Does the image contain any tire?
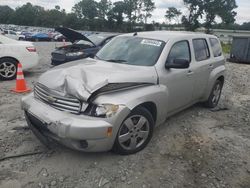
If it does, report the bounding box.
[113,107,154,155]
[204,80,223,108]
[0,58,18,81]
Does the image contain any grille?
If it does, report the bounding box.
[34,83,82,114]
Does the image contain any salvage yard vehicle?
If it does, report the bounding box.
[3,30,25,40]
[51,27,117,65]
[29,33,51,42]
[0,34,39,80]
[22,31,225,155]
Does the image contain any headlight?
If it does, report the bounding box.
[95,104,119,117]
[66,51,84,57]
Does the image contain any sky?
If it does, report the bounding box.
[0,0,249,24]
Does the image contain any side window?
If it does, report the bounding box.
[209,38,222,57]
[167,41,191,63]
[193,39,210,61]
[4,31,8,34]
[10,31,16,35]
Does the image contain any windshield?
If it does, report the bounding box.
[96,36,165,66]
[77,34,106,46]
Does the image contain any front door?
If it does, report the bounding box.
[158,40,195,113]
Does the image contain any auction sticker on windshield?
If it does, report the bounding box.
[141,39,162,47]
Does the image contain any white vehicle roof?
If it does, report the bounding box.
[122,31,216,42]
[0,34,19,44]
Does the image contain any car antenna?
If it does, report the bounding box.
[133,32,137,36]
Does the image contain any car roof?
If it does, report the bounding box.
[121,31,216,42]
[0,34,18,44]
[92,33,118,38]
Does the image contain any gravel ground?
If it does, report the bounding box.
[0,42,250,188]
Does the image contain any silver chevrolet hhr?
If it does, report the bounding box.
[22,31,225,155]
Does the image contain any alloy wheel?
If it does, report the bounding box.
[211,83,222,105]
[0,62,17,79]
[118,115,150,151]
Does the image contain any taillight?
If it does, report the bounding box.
[26,46,36,52]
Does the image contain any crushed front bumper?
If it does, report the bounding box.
[21,93,130,152]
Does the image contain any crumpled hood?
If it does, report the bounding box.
[38,58,158,101]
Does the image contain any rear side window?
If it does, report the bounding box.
[193,39,210,61]
[209,38,222,57]
[10,31,16,35]
[167,41,191,63]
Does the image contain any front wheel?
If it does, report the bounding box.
[204,80,223,108]
[113,107,154,155]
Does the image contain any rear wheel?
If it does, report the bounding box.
[204,80,223,108]
[0,58,18,81]
[113,107,154,155]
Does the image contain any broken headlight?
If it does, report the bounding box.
[95,104,119,118]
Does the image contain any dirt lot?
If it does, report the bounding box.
[0,42,250,188]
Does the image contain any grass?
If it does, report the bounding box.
[221,43,231,54]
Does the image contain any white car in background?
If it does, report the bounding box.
[3,30,25,40]
[0,34,39,80]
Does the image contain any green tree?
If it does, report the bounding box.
[239,22,250,30]
[44,9,66,27]
[11,3,45,26]
[63,13,81,29]
[182,0,237,32]
[97,0,112,20]
[141,0,155,24]
[124,0,138,23]
[0,6,14,24]
[72,0,98,20]
[107,1,125,31]
[165,7,182,24]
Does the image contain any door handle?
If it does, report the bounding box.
[187,70,194,76]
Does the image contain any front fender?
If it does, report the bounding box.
[203,65,226,100]
[94,85,169,126]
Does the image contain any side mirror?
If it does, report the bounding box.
[165,59,190,69]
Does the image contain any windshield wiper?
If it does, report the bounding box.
[105,59,127,63]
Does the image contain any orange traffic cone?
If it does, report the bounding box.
[11,63,31,93]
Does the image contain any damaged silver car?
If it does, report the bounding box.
[22,31,225,155]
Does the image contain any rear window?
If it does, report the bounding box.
[193,39,210,61]
[209,38,222,57]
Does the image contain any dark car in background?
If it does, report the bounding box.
[51,27,118,66]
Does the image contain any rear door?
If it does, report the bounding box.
[191,38,213,100]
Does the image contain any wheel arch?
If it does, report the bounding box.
[203,65,226,101]
[134,102,157,123]
[217,75,225,85]
[0,56,19,64]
